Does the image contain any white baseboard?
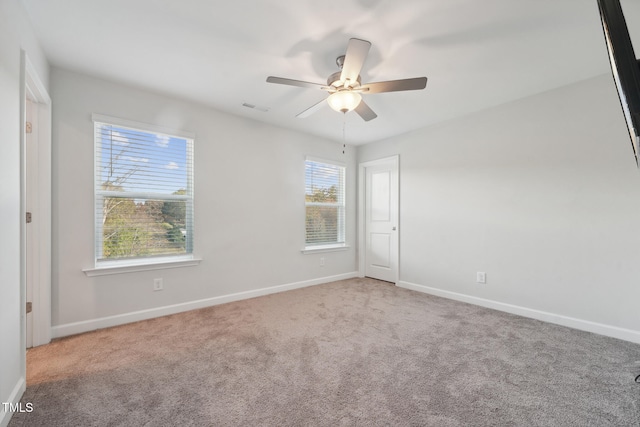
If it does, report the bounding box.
[398,281,640,345]
[0,377,25,427]
[52,272,359,338]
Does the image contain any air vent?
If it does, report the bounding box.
[242,103,269,112]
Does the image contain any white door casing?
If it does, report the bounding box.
[359,156,399,283]
[26,99,36,348]
[21,52,52,351]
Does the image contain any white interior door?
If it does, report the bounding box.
[25,98,36,348]
[23,55,52,349]
[363,156,398,283]
[23,98,37,348]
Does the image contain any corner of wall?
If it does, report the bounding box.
[0,377,26,427]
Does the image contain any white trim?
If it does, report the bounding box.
[305,155,346,168]
[92,118,195,263]
[19,51,27,387]
[304,157,347,248]
[52,272,359,338]
[301,244,350,254]
[98,191,190,200]
[91,113,195,140]
[358,155,400,282]
[20,52,53,350]
[398,281,640,345]
[83,257,201,277]
[0,377,26,427]
[25,58,51,104]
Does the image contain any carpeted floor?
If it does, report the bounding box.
[8,278,640,426]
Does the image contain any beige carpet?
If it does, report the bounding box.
[9,278,640,426]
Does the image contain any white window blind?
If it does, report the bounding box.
[305,158,346,247]
[94,117,194,262]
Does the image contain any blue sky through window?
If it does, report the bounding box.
[98,124,190,194]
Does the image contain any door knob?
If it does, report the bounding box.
[392,226,397,231]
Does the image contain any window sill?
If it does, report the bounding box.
[301,244,350,254]
[83,256,202,277]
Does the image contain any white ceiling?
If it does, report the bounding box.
[20,0,640,145]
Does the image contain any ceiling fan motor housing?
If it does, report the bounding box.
[328,71,361,88]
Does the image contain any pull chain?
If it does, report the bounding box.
[342,114,346,155]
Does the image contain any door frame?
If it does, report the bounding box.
[20,51,52,353]
[358,155,399,283]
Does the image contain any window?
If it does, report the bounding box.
[305,158,346,249]
[93,115,194,265]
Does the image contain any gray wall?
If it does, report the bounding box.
[48,67,640,343]
[0,0,49,425]
[51,68,357,335]
[358,74,640,342]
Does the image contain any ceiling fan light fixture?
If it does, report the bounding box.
[327,91,362,113]
[266,38,427,121]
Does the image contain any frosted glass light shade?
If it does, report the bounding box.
[327,91,362,113]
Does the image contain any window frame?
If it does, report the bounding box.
[303,156,348,253]
[86,114,198,274]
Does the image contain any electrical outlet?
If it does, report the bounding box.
[153,278,163,291]
[476,272,486,284]
[320,257,325,267]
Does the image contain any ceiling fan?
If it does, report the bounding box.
[266,38,427,121]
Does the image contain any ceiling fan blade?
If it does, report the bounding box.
[296,98,328,118]
[354,100,377,122]
[266,76,328,90]
[340,38,371,84]
[361,77,427,94]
